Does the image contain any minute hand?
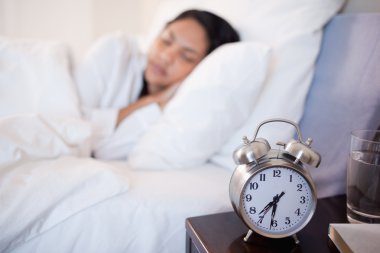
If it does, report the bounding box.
[269,191,285,229]
[270,203,278,229]
[258,194,277,223]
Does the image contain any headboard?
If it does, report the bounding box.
[299,12,380,197]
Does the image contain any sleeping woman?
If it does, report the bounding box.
[75,9,239,159]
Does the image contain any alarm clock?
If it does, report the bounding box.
[229,118,321,243]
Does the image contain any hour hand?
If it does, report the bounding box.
[258,203,272,223]
[259,201,273,215]
[258,198,276,223]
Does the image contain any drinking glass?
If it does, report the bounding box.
[347,129,380,223]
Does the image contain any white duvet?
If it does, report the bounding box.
[0,112,232,252]
[4,162,231,253]
[0,157,130,252]
[0,109,232,252]
[0,37,133,252]
[0,38,232,252]
[0,113,230,252]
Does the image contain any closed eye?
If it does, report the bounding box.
[180,52,196,63]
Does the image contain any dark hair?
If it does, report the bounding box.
[168,9,240,55]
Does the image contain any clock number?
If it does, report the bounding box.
[270,219,278,228]
[249,207,256,214]
[245,194,253,202]
[300,196,306,204]
[273,170,281,177]
[259,173,266,181]
[295,208,301,216]
[285,217,291,225]
[289,175,293,182]
[249,182,259,190]
[297,184,303,191]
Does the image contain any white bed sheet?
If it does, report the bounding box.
[4,160,233,253]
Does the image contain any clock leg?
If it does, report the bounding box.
[292,234,300,244]
[243,229,254,242]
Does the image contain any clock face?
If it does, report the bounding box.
[241,166,315,237]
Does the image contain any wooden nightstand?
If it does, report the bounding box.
[185,195,347,253]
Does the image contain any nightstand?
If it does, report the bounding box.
[185,195,347,253]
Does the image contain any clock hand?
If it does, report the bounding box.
[259,191,284,215]
[272,191,285,205]
[258,191,286,224]
[258,193,278,223]
[258,200,273,215]
[270,203,277,230]
[277,191,285,201]
[269,191,285,229]
[258,201,273,223]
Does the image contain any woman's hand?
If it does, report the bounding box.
[152,83,180,109]
[116,83,180,127]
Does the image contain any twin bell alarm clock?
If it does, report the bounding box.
[229,118,321,243]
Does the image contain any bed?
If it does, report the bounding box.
[1,0,379,252]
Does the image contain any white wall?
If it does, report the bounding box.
[0,0,161,57]
[0,0,379,58]
[342,0,380,13]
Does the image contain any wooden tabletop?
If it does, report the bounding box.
[186,195,347,253]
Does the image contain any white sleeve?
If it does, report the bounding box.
[75,33,121,109]
[74,32,145,142]
[74,33,123,141]
[92,103,161,160]
[75,32,144,106]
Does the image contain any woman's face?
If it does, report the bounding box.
[144,18,209,93]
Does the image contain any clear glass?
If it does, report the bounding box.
[347,130,380,223]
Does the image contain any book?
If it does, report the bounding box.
[328,223,380,253]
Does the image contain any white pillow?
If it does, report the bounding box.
[128,42,271,169]
[138,0,345,170]
[143,0,345,46]
[0,37,80,118]
[211,31,323,169]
